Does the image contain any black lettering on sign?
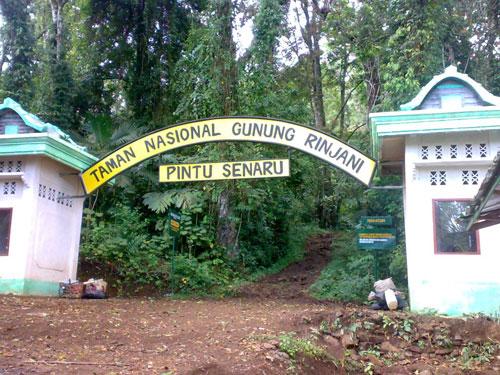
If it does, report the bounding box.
[263,161,272,175]
[243,163,253,176]
[156,135,166,148]
[180,166,191,179]
[203,165,213,178]
[304,133,318,148]
[166,166,176,179]
[253,162,262,175]
[145,138,156,152]
[232,163,242,177]
[231,122,295,141]
[275,160,284,174]
[336,150,349,164]
[81,118,376,194]
[105,159,118,172]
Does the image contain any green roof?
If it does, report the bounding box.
[0,98,97,171]
[369,66,500,160]
[400,65,500,111]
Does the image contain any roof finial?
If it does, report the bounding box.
[445,65,457,73]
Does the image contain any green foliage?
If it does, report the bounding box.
[309,232,375,302]
[80,204,170,290]
[0,0,36,104]
[460,341,499,369]
[169,252,233,294]
[244,224,326,282]
[388,243,408,290]
[2,0,498,300]
[381,315,414,342]
[278,332,334,362]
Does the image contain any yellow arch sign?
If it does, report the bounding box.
[80,117,377,194]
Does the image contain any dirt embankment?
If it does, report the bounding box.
[0,233,498,374]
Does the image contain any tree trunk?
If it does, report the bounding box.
[298,0,331,226]
[49,0,67,61]
[338,53,348,139]
[217,188,238,257]
[213,0,238,255]
[363,58,381,117]
[299,0,326,130]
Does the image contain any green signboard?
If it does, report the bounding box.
[357,228,396,250]
[360,216,393,227]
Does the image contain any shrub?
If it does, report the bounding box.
[79,204,170,291]
[309,232,375,302]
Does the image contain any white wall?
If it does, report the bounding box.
[0,156,35,281]
[403,130,500,315]
[0,155,85,291]
[27,156,84,283]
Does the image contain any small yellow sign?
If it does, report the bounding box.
[170,219,180,231]
[159,159,290,182]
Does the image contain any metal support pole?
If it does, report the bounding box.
[171,236,176,294]
[372,250,380,280]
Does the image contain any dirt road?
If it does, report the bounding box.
[0,233,498,374]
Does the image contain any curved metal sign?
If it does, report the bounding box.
[80,117,376,194]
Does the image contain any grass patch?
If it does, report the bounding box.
[460,341,499,369]
[309,231,375,303]
[279,332,335,362]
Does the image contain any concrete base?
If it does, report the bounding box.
[0,278,60,296]
[410,280,500,316]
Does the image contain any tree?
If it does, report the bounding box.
[0,0,36,104]
[460,0,499,95]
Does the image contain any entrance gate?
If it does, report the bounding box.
[80,117,376,193]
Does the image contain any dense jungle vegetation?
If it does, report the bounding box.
[1,0,498,296]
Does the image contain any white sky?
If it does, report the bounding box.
[234,0,310,66]
[0,2,310,70]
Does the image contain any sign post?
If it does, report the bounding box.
[168,209,181,294]
[357,216,396,279]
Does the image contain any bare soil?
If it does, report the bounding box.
[0,233,499,374]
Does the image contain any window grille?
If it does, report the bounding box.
[435,145,443,159]
[38,184,73,207]
[465,144,473,158]
[479,143,487,158]
[471,170,479,185]
[462,170,469,185]
[439,171,447,185]
[421,146,429,160]
[0,160,23,173]
[430,171,438,185]
[450,145,457,159]
[1,182,15,195]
